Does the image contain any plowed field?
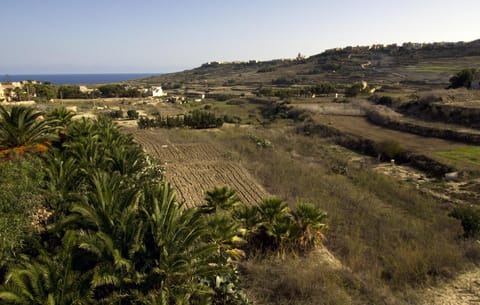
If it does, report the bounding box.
[130,129,269,207]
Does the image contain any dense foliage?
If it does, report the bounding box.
[97,84,146,98]
[449,206,480,238]
[257,83,336,98]
[0,106,327,305]
[138,110,224,129]
[448,68,478,89]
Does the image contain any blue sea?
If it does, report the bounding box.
[1,73,161,85]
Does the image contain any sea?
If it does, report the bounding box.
[1,73,161,85]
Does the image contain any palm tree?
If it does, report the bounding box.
[203,213,246,260]
[41,152,80,216]
[201,186,240,214]
[139,182,224,302]
[47,108,75,129]
[56,171,145,303]
[0,106,55,150]
[257,197,290,224]
[108,140,147,176]
[0,231,93,305]
[291,202,328,251]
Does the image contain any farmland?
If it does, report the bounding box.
[2,39,480,305]
[129,128,269,207]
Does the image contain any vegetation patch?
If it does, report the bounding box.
[436,147,480,165]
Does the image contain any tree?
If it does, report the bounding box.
[448,68,478,89]
[0,106,55,150]
[13,87,28,101]
[34,84,57,101]
[57,85,86,99]
[47,108,75,128]
[0,232,94,305]
[127,110,139,120]
[345,82,364,97]
[201,186,240,214]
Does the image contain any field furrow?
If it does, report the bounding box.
[129,129,269,207]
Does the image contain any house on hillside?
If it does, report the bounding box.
[152,86,166,97]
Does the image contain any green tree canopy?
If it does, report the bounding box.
[448,68,478,89]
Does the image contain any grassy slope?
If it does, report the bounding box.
[131,39,480,91]
[120,39,480,304]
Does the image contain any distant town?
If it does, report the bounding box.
[0,80,168,103]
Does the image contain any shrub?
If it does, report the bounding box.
[127,109,139,120]
[345,83,364,97]
[138,110,224,129]
[448,68,478,89]
[102,109,123,119]
[375,139,404,160]
[257,67,275,73]
[369,95,394,106]
[449,206,480,238]
[0,159,44,281]
[223,115,242,124]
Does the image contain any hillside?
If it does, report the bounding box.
[133,39,480,92]
[2,39,480,305]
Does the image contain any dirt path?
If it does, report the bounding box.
[421,266,480,305]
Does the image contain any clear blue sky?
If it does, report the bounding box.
[1,0,479,74]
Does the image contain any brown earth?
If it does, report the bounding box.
[310,114,470,153]
[421,266,480,305]
[129,128,269,207]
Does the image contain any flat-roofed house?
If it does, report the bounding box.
[152,86,166,97]
[0,82,23,101]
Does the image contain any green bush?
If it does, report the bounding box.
[345,83,364,97]
[449,206,480,238]
[448,68,478,89]
[375,139,404,160]
[0,159,44,281]
[127,109,139,120]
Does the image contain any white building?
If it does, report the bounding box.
[152,86,166,97]
[79,86,94,94]
[0,84,4,101]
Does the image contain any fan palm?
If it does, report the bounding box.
[255,198,293,252]
[292,202,328,250]
[201,186,240,214]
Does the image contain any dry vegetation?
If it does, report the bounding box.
[126,122,480,305]
[5,40,480,305]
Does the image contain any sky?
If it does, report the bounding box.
[1,0,479,74]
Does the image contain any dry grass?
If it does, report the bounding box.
[207,127,474,303]
[126,120,477,305]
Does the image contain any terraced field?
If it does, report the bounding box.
[130,129,269,207]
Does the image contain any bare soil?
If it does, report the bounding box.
[421,266,480,305]
[129,128,269,207]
